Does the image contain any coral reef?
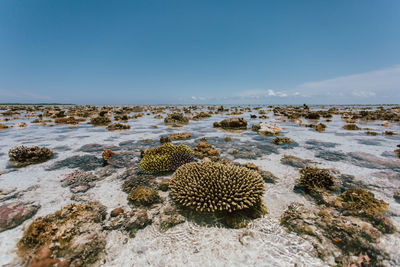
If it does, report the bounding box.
[280,155,313,168]
[335,189,395,233]
[169,132,191,140]
[272,137,293,145]
[61,170,101,193]
[280,203,386,265]
[54,117,86,125]
[342,124,361,130]
[127,185,161,206]
[106,123,130,131]
[213,117,247,129]
[0,123,8,129]
[164,113,189,127]
[90,116,111,126]
[12,122,27,128]
[8,145,53,167]
[17,202,107,266]
[139,143,193,174]
[306,123,326,132]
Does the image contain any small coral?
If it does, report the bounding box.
[0,123,9,129]
[298,166,335,192]
[8,145,53,167]
[127,185,160,206]
[139,143,193,174]
[54,117,86,125]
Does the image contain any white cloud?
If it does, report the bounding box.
[236,89,291,98]
[295,65,400,99]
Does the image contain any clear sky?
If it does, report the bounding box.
[0,0,399,104]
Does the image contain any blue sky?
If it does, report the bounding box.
[0,0,399,104]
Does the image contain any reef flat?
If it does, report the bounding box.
[0,104,400,266]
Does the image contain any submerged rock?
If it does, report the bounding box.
[47,155,103,171]
[193,141,219,160]
[61,170,101,193]
[272,137,293,145]
[127,185,161,206]
[0,202,40,232]
[280,155,313,168]
[253,122,282,136]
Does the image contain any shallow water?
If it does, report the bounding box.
[1,105,400,266]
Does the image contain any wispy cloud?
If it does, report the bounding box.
[236,89,292,98]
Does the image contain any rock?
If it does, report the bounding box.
[224,136,232,142]
[12,122,27,129]
[90,116,111,126]
[0,202,40,232]
[8,145,53,167]
[102,149,115,165]
[61,170,100,193]
[259,170,278,183]
[213,118,247,130]
[159,205,185,231]
[110,208,124,217]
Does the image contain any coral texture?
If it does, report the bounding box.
[8,145,53,167]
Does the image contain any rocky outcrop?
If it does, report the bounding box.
[0,202,40,232]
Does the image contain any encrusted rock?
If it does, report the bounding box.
[253,122,282,136]
[106,123,130,131]
[193,141,219,159]
[18,202,107,266]
[169,132,191,140]
[8,145,53,167]
[280,155,313,168]
[342,124,361,130]
[110,208,124,217]
[61,170,100,193]
[127,185,161,206]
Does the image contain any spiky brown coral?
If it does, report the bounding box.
[139,143,193,174]
[170,151,195,171]
[169,161,265,213]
